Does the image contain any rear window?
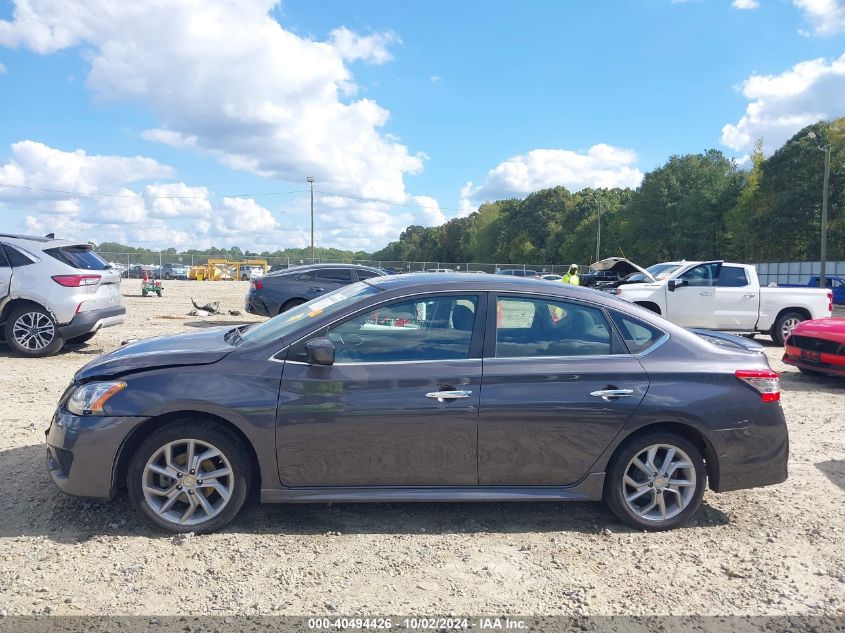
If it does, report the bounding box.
[45,246,109,270]
[356,269,382,280]
[610,311,665,354]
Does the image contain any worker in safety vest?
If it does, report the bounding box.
[562,264,580,286]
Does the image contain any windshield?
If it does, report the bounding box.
[240,281,380,346]
[646,263,682,280]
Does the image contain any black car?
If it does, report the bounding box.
[46,274,788,534]
[245,263,385,316]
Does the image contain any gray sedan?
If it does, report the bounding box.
[46,274,788,533]
[245,263,385,316]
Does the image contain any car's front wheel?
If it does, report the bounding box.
[127,421,251,533]
[604,432,706,531]
[4,305,65,357]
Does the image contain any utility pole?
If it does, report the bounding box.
[595,198,602,263]
[821,143,831,289]
[807,131,831,289]
[307,176,315,264]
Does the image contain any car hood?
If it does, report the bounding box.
[790,317,845,342]
[76,327,234,380]
[590,257,654,281]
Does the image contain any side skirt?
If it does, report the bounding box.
[260,472,605,504]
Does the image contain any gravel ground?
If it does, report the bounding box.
[0,280,843,617]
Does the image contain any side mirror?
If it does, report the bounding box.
[667,278,687,292]
[305,337,335,366]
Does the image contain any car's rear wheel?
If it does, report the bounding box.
[772,311,806,346]
[279,298,305,313]
[4,305,65,357]
[127,421,250,533]
[604,432,705,531]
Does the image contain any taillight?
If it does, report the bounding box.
[251,279,263,290]
[735,369,780,402]
[828,291,833,314]
[52,275,101,287]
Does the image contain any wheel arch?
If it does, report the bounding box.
[111,410,262,500]
[1,297,54,328]
[601,421,720,493]
[279,297,308,314]
[771,306,811,330]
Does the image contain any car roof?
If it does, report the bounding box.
[367,272,620,303]
[0,233,88,249]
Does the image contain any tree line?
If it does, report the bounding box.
[373,120,845,265]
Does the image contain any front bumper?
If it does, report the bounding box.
[57,305,126,340]
[782,351,845,377]
[45,407,145,498]
[708,402,789,493]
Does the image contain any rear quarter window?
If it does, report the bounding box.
[610,311,665,354]
[2,244,35,267]
[45,246,109,270]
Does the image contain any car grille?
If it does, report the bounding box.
[787,335,844,356]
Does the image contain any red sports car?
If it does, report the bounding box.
[783,317,845,377]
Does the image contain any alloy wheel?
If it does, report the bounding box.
[142,438,234,526]
[781,316,801,342]
[622,444,697,522]
[12,311,55,351]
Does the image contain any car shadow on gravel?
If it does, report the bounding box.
[0,443,730,541]
[816,459,845,492]
[778,371,845,394]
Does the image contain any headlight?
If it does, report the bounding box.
[66,382,126,416]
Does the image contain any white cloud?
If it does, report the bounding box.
[429,74,441,84]
[0,140,172,199]
[0,0,423,207]
[732,0,760,9]
[144,183,212,219]
[794,0,845,36]
[721,53,845,152]
[459,144,644,213]
[214,197,278,234]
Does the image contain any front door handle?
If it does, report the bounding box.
[744,293,757,298]
[590,389,634,400]
[426,390,472,402]
[699,291,714,296]
[307,286,324,292]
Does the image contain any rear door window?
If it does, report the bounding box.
[316,268,353,284]
[718,266,749,287]
[495,296,613,357]
[44,246,109,270]
[0,245,9,268]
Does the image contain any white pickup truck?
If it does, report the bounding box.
[610,260,833,345]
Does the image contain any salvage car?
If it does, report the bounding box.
[1,233,126,356]
[613,260,832,345]
[782,317,845,377]
[245,263,385,316]
[47,274,788,533]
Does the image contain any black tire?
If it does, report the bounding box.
[4,305,65,357]
[772,311,806,346]
[241,274,248,281]
[604,431,706,531]
[279,298,306,314]
[67,331,98,345]
[128,421,251,534]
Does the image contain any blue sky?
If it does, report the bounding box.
[0,0,844,251]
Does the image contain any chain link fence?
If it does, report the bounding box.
[95,252,575,277]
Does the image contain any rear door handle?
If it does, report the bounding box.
[426,390,472,401]
[590,389,634,400]
[307,286,324,292]
[744,293,757,298]
[699,291,714,296]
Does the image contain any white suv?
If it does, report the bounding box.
[0,234,126,357]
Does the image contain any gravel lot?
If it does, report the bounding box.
[0,280,843,617]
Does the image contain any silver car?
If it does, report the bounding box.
[0,233,126,357]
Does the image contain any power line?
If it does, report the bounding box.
[0,181,470,213]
